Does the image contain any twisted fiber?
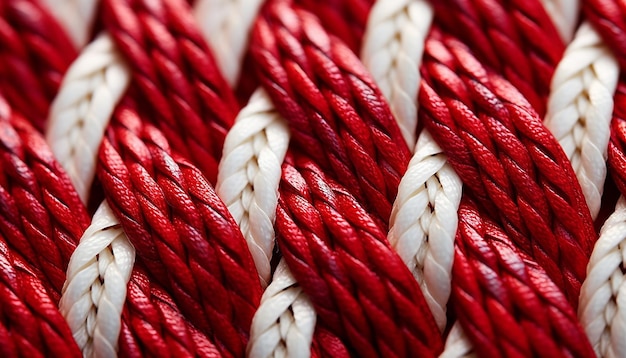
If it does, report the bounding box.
[217,89,289,287]
[103,0,239,183]
[585,0,626,70]
[419,30,597,306]
[251,1,412,222]
[608,83,626,196]
[439,322,476,358]
[579,196,626,358]
[431,0,565,117]
[361,0,434,148]
[0,235,81,358]
[539,0,580,42]
[59,201,135,357]
[0,0,77,131]
[47,33,131,203]
[97,100,262,357]
[452,198,595,358]
[544,22,619,220]
[39,0,100,48]
[193,0,265,86]
[275,151,443,357]
[0,109,90,302]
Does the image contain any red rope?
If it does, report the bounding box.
[609,82,626,197]
[0,0,77,132]
[586,0,626,71]
[97,98,262,357]
[419,28,596,307]
[431,0,564,117]
[452,198,595,358]
[250,0,411,222]
[276,151,443,357]
[103,0,239,184]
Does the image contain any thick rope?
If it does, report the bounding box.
[544,22,619,220]
[585,0,626,71]
[420,29,596,306]
[47,33,131,203]
[0,0,77,131]
[39,0,100,48]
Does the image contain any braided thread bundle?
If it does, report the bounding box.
[103,0,239,183]
[452,199,594,358]
[420,30,596,306]
[97,99,262,357]
[0,0,77,131]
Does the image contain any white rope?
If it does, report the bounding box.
[544,22,619,219]
[47,33,131,204]
[193,0,265,86]
[39,0,100,48]
[439,322,476,358]
[539,0,580,43]
[579,196,626,358]
[248,259,317,358]
[216,88,289,287]
[361,0,433,149]
[59,201,135,358]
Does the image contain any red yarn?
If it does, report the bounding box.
[419,29,596,307]
[0,0,76,132]
[431,0,564,117]
[103,0,239,184]
[275,151,443,357]
[586,0,626,70]
[250,1,411,222]
[97,98,262,357]
[452,198,595,358]
[608,82,626,197]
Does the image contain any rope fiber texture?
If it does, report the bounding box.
[419,29,597,307]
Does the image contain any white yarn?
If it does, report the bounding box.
[544,22,619,219]
[248,260,317,358]
[59,201,135,358]
[193,0,265,86]
[47,34,131,204]
[539,0,580,43]
[579,196,626,358]
[439,323,476,358]
[39,0,100,48]
[361,0,433,149]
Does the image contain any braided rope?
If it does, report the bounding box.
[439,323,476,358]
[59,201,134,358]
[0,0,77,131]
[39,0,100,48]
[539,0,580,43]
[47,33,131,203]
[420,29,596,306]
[544,21,618,219]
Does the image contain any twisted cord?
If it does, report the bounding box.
[103,0,239,183]
[0,236,81,358]
[0,109,91,302]
[0,0,77,131]
[579,196,626,358]
[544,22,619,220]
[439,322,475,358]
[585,0,626,70]
[360,0,433,148]
[452,198,595,357]
[276,152,443,357]
[97,100,262,357]
[59,201,135,358]
[251,1,412,222]
[193,0,265,86]
[420,30,596,306]
[47,33,131,203]
[539,0,581,43]
[39,0,100,48]
[609,83,626,196]
[431,0,565,116]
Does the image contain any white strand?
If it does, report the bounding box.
[539,0,580,43]
[59,201,135,358]
[544,22,619,219]
[216,88,289,287]
[193,0,265,86]
[248,260,316,358]
[439,322,476,358]
[579,196,626,358]
[361,0,433,149]
[47,33,131,204]
[39,0,100,48]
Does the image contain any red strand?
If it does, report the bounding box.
[586,0,626,70]
[452,198,595,358]
[419,29,596,307]
[608,82,626,197]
